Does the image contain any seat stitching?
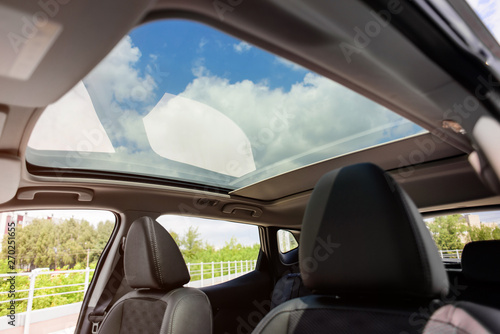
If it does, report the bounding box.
[147,219,164,287]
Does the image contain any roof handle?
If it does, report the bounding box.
[17,187,94,202]
[222,203,263,218]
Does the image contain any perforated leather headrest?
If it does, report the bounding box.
[299,163,449,299]
[124,216,190,290]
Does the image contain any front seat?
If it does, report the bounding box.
[252,163,449,334]
[97,216,212,334]
[458,240,500,308]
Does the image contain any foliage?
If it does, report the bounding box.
[0,260,95,317]
[170,233,260,281]
[425,214,500,249]
[494,227,500,240]
[1,218,115,271]
[180,226,204,261]
[426,214,467,250]
[170,227,260,264]
[469,224,497,242]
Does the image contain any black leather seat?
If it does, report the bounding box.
[97,216,212,334]
[252,163,449,333]
[457,240,500,309]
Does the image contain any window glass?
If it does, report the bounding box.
[277,229,299,254]
[26,19,426,190]
[425,210,500,260]
[157,215,260,287]
[465,0,500,45]
[0,210,115,319]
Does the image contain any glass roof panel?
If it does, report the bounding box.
[465,0,500,45]
[26,20,426,190]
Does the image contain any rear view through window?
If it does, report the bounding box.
[425,211,500,260]
[158,215,260,287]
[0,210,115,320]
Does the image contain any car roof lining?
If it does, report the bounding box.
[1,152,497,229]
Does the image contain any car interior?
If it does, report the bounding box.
[1,0,500,333]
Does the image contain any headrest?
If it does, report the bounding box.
[462,240,500,284]
[124,216,190,290]
[299,163,448,299]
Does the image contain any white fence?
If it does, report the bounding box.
[0,269,91,334]
[186,260,257,287]
[0,260,256,333]
[439,249,463,259]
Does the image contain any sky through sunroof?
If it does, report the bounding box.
[28,20,426,189]
[466,0,500,44]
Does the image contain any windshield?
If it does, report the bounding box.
[26,20,426,190]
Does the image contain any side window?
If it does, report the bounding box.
[157,215,260,287]
[277,229,299,254]
[425,211,500,260]
[0,210,115,321]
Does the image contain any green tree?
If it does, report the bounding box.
[2,218,57,269]
[426,214,467,250]
[468,224,496,242]
[493,227,500,240]
[169,230,181,246]
[1,217,115,271]
[95,220,115,259]
[181,226,203,261]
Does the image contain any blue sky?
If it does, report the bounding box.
[466,0,500,43]
[129,20,307,99]
[72,19,424,182]
[31,18,428,188]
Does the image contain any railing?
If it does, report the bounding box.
[439,249,463,259]
[0,260,256,333]
[186,260,257,287]
[0,269,92,334]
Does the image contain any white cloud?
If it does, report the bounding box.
[198,38,208,52]
[192,58,210,77]
[233,41,252,54]
[274,56,306,71]
[82,35,158,152]
[466,0,500,43]
[179,71,420,176]
[28,33,423,187]
[85,36,156,105]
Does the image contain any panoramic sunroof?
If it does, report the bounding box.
[465,0,500,44]
[26,20,426,190]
